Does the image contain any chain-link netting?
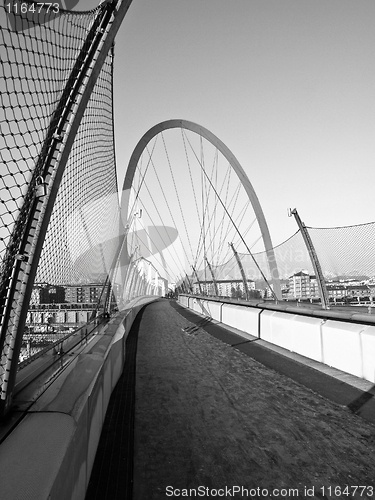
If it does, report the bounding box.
[0,2,102,280]
[35,48,120,286]
[191,231,305,285]
[0,1,123,377]
[193,221,375,297]
[307,223,375,279]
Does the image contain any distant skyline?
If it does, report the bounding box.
[80,0,375,247]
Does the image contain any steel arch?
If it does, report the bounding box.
[120,119,282,299]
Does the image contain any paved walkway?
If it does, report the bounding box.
[86,299,375,500]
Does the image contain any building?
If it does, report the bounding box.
[309,275,319,298]
[287,272,320,300]
[326,284,347,301]
[192,279,255,298]
[64,284,103,304]
[31,283,65,305]
[30,286,41,305]
[288,271,310,299]
[345,284,370,301]
[40,285,65,304]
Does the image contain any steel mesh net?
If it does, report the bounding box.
[198,221,375,295]
[0,2,102,284]
[35,48,120,286]
[0,1,123,371]
[307,223,375,279]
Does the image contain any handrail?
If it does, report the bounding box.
[17,313,105,371]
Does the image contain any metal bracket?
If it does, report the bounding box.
[15,254,28,262]
[35,176,47,198]
[52,132,62,141]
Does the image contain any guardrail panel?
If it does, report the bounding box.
[321,321,365,379]
[181,295,375,385]
[361,326,375,383]
[178,295,189,307]
[290,315,324,362]
[204,300,222,322]
[221,304,260,338]
[260,311,293,350]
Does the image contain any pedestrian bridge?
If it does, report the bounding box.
[1,1,375,498]
[1,296,375,500]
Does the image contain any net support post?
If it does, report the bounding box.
[192,266,203,295]
[288,208,330,309]
[229,242,250,301]
[204,257,219,297]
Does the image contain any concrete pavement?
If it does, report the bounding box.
[86,299,375,500]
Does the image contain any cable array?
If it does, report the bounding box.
[121,124,273,297]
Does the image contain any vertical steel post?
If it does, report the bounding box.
[154,271,159,296]
[185,273,193,293]
[192,266,203,295]
[229,242,250,301]
[147,261,153,295]
[204,258,219,296]
[289,208,330,309]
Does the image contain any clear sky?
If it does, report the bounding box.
[79,0,375,247]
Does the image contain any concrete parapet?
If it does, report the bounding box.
[221,303,260,338]
[260,310,324,362]
[178,295,375,385]
[203,300,223,322]
[361,326,375,383]
[321,320,368,380]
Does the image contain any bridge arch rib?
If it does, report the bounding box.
[120,119,281,300]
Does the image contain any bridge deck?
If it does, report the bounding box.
[85,300,375,500]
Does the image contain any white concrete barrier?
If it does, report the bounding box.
[260,310,293,350]
[321,320,367,380]
[178,295,375,384]
[204,300,223,322]
[187,296,195,311]
[178,295,189,307]
[361,326,375,383]
[191,297,208,315]
[221,304,260,339]
[261,310,324,362]
[290,315,324,362]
